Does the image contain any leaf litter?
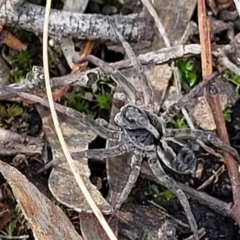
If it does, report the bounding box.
[0,0,240,239]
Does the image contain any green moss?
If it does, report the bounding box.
[62,74,115,118]
[223,71,240,87]
[0,103,23,120]
[174,118,188,129]
[222,107,232,122]
[0,204,26,237]
[12,51,32,70]
[176,59,198,87]
[158,189,175,201]
[94,89,112,110]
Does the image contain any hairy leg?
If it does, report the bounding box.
[147,149,199,240]
[71,142,134,159]
[38,142,134,173]
[160,72,218,123]
[113,149,144,211]
[18,93,120,140]
[110,20,154,106]
[95,118,121,131]
[113,92,128,109]
[165,128,240,163]
[159,139,197,174]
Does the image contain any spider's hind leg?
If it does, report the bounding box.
[95,118,121,131]
[72,142,134,159]
[165,128,240,163]
[160,72,218,123]
[147,149,199,240]
[38,143,134,173]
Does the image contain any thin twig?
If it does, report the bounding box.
[178,182,232,216]
[213,48,240,76]
[42,1,116,239]
[197,165,225,191]
[0,43,201,100]
[198,0,240,227]
[141,168,232,217]
[206,84,240,226]
[0,235,29,239]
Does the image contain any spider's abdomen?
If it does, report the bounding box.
[175,146,197,174]
[164,142,197,174]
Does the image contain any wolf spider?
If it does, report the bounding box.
[41,23,239,239]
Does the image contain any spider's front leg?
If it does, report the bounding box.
[165,128,240,163]
[38,142,134,173]
[34,95,121,140]
[147,149,199,240]
[72,142,134,159]
[110,20,154,106]
[160,72,218,123]
[113,148,144,212]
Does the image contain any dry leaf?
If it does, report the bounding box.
[185,76,238,130]
[0,203,12,230]
[80,213,111,240]
[0,25,27,51]
[37,106,112,214]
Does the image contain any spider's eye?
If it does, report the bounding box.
[127,117,135,123]
[122,111,135,123]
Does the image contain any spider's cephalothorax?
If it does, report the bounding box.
[115,104,159,148]
[40,22,240,240]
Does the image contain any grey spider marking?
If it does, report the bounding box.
[38,21,239,240]
[162,140,197,174]
[115,104,160,139]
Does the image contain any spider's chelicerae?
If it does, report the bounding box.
[41,23,239,239]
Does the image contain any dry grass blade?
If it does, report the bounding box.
[141,0,171,47]
[42,1,116,239]
[140,0,195,128]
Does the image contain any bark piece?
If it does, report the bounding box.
[118,204,181,240]
[60,0,88,68]
[222,32,240,65]
[0,128,44,156]
[0,160,83,240]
